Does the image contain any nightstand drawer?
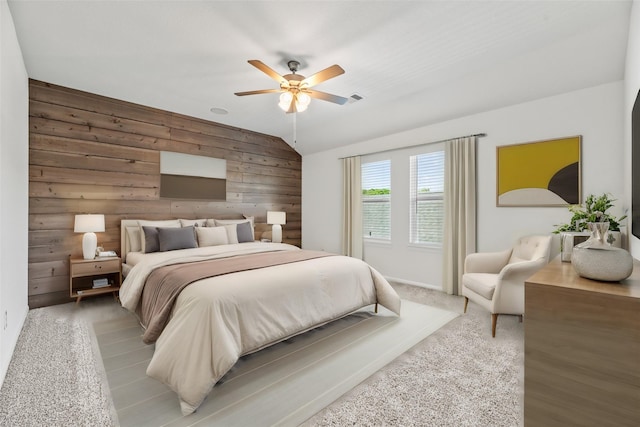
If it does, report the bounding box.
[72,258,120,276]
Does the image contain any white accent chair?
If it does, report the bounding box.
[462,235,552,337]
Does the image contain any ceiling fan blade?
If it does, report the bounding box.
[301,65,345,88]
[234,89,282,96]
[248,60,287,84]
[307,90,349,105]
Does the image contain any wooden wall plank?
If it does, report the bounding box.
[28,79,302,307]
[30,99,171,139]
[227,182,301,196]
[29,182,159,200]
[29,276,69,296]
[30,166,159,189]
[155,138,244,162]
[30,133,158,162]
[30,149,159,174]
[30,116,162,148]
[29,291,72,309]
[29,198,173,214]
[28,260,68,279]
[30,80,173,127]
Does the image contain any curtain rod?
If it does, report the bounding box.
[338,133,487,159]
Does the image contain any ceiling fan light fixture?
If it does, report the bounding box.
[297,92,311,107]
[278,91,312,113]
[278,92,294,111]
[295,100,308,113]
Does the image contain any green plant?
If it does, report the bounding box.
[553,193,627,233]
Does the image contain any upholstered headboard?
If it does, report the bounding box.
[120,219,142,263]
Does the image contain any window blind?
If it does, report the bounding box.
[410,151,444,245]
[361,160,391,240]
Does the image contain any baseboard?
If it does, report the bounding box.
[0,303,29,389]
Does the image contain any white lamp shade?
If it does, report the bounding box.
[74,214,104,260]
[74,214,105,233]
[267,211,286,225]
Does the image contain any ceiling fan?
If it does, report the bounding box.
[235,60,348,113]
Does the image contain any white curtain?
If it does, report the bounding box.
[443,136,477,295]
[342,156,363,259]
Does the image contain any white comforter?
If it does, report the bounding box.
[119,242,401,415]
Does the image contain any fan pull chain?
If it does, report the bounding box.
[293,112,297,150]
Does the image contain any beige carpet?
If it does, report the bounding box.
[95,300,458,426]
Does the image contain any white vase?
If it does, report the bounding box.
[571,222,633,282]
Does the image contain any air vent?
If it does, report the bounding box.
[348,93,364,104]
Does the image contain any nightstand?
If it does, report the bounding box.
[69,256,122,304]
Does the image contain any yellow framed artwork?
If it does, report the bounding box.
[496,136,581,207]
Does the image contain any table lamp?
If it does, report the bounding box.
[74,214,105,259]
[267,211,286,243]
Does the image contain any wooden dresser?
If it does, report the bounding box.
[524,257,640,426]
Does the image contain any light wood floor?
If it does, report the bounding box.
[94,300,458,427]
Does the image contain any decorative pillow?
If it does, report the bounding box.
[158,226,198,252]
[126,226,141,253]
[213,218,254,240]
[236,221,254,243]
[138,220,181,253]
[179,218,208,227]
[142,226,160,253]
[196,226,229,247]
[222,224,239,244]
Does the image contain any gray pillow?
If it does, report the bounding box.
[142,226,160,253]
[236,221,254,243]
[158,226,198,252]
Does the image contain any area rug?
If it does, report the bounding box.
[303,283,524,427]
[94,300,458,426]
[0,304,119,426]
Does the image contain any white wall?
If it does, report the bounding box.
[625,0,640,257]
[0,0,29,387]
[303,81,625,287]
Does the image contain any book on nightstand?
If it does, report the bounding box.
[92,278,110,289]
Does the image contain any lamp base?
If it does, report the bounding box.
[82,232,97,260]
[271,224,283,244]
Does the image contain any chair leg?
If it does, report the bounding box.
[491,313,498,338]
[518,315,523,323]
[463,297,469,313]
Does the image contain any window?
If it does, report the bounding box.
[362,160,391,240]
[410,151,444,245]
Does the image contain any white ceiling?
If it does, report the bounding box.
[8,0,632,155]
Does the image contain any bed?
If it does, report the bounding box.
[118,218,401,415]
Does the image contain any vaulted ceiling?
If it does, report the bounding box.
[8,0,632,155]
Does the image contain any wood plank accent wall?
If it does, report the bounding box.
[28,79,301,308]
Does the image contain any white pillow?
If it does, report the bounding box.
[196,226,229,247]
[213,218,254,240]
[222,224,239,244]
[138,220,181,253]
